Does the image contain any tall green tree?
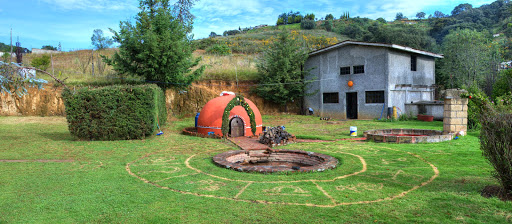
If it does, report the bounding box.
[439,29,495,90]
[255,31,311,112]
[104,0,204,89]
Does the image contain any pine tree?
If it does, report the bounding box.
[255,31,311,112]
[103,0,204,89]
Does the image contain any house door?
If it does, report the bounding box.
[346,92,358,119]
[230,117,244,137]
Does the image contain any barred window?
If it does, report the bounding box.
[365,91,384,103]
[353,65,365,74]
[340,66,351,75]
[323,92,339,104]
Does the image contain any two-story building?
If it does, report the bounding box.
[304,40,443,119]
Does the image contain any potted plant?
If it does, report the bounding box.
[417,114,434,122]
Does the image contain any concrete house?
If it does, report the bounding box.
[304,41,443,119]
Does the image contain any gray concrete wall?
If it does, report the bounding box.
[31,48,61,54]
[304,45,389,119]
[387,50,436,114]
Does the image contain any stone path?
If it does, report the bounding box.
[228,136,367,150]
[228,137,270,151]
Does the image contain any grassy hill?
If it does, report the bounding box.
[16,0,512,86]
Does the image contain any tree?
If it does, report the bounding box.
[340,12,350,20]
[433,10,447,18]
[294,15,303,23]
[395,12,405,21]
[91,29,114,50]
[172,0,198,32]
[103,0,204,89]
[0,62,49,96]
[324,19,333,32]
[277,13,288,24]
[325,14,334,20]
[255,31,311,112]
[439,29,494,90]
[452,3,473,16]
[41,45,57,51]
[276,17,285,25]
[416,12,426,19]
[376,17,386,23]
[209,32,218,38]
[304,13,315,20]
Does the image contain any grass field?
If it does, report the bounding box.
[1,115,510,223]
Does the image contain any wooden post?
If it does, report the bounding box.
[91,49,94,76]
[51,53,54,76]
[10,28,13,63]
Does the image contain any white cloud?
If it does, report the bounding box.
[41,0,138,11]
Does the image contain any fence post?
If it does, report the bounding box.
[91,49,95,76]
[51,53,54,76]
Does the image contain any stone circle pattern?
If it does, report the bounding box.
[126,145,439,207]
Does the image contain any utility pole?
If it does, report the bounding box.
[10,28,13,63]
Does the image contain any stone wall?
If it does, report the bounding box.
[442,89,468,135]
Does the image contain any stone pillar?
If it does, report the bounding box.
[442,89,468,135]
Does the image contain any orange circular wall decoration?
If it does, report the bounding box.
[348,80,354,87]
[197,94,263,137]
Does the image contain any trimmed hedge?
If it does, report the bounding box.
[62,84,167,141]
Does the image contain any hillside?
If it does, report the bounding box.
[14,0,512,88]
[197,0,512,57]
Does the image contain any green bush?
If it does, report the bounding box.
[31,55,51,71]
[193,37,220,50]
[480,113,512,194]
[466,85,487,130]
[300,19,316,30]
[62,84,167,141]
[492,69,512,99]
[206,44,232,55]
[324,19,333,32]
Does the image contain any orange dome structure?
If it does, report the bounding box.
[197,94,263,137]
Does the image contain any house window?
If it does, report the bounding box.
[353,65,365,74]
[340,66,351,75]
[323,92,339,104]
[411,55,417,71]
[365,91,384,103]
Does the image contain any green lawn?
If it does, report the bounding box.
[0,115,510,223]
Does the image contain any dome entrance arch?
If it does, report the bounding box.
[229,117,244,137]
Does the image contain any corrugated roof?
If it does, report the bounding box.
[309,40,444,58]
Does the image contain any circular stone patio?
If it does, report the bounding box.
[126,143,438,207]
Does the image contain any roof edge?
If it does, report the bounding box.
[308,40,444,59]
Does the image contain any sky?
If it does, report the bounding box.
[0,0,497,51]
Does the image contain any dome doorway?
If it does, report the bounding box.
[229,117,244,137]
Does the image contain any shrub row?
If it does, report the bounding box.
[62,84,167,141]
